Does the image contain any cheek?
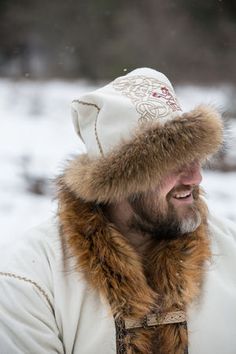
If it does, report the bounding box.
[148,193,168,216]
[158,175,179,199]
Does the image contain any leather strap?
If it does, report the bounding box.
[124,310,186,329]
[115,311,188,354]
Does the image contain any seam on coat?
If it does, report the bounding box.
[76,100,104,156]
[0,271,53,309]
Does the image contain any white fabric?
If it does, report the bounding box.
[188,216,236,354]
[71,68,182,157]
[0,215,236,354]
[0,219,116,354]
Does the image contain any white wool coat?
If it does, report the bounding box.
[0,214,236,354]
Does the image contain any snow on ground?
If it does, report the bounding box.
[0,79,236,245]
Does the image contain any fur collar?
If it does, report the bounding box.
[57,178,210,354]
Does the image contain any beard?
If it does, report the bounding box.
[127,186,202,241]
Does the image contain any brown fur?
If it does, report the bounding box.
[57,178,211,354]
[57,182,156,319]
[143,199,210,353]
[63,105,223,203]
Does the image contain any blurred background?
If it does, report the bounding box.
[0,0,236,244]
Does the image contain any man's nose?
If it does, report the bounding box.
[179,161,202,186]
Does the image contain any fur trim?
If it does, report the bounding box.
[58,182,156,319]
[57,179,211,353]
[63,105,223,203]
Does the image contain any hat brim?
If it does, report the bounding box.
[61,105,223,203]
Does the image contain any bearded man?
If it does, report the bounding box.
[0,68,236,354]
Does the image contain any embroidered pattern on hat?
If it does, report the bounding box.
[113,75,182,122]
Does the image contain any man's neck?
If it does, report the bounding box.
[104,201,152,255]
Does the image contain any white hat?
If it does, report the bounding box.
[71,68,183,157]
[64,68,223,203]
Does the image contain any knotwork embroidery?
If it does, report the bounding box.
[113,75,182,122]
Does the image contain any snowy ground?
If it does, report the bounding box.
[0,79,236,245]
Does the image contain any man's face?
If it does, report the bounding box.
[128,161,203,240]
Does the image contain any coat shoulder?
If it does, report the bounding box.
[208,213,236,243]
[0,218,64,297]
[207,213,236,278]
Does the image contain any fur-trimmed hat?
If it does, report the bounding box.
[64,68,223,203]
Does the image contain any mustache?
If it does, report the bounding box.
[128,185,200,206]
[167,185,200,201]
